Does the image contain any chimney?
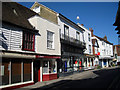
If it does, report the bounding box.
[89,28,94,37]
[81,24,84,26]
[103,35,107,41]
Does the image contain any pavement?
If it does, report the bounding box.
[15,66,120,90]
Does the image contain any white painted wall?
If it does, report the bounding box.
[29,15,61,56]
[78,25,93,55]
[58,17,84,43]
[92,36,113,57]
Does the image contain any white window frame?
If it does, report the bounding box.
[88,33,90,42]
[76,31,80,40]
[89,45,91,54]
[47,30,54,49]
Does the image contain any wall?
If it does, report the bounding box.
[31,2,58,25]
[0,23,22,51]
[94,37,113,57]
[58,17,84,43]
[29,15,61,56]
[79,25,93,55]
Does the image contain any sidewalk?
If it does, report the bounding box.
[15,66,119,90]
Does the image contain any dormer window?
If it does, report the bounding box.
[33,6,40,13]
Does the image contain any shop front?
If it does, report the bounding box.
[99,56,114,68]
[0,51,35,89]
[58,52,85,77]
[35,55,60,82]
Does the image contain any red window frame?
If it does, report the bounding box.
[22,32,35,51]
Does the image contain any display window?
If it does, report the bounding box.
[23,62,32,82]
[0,62,9,85]
[43,60,57,74]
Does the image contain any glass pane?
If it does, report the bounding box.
[49,60,56,73]
[0,62,9,85]
[24,62,31,82]
[12,62,21,84]
[43,61,48,73]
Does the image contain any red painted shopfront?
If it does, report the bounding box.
[36,55,60,82]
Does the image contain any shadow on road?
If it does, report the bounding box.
[31,67,120,89]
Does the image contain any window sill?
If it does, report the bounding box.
[47,48,55,50]
[43,72,57,75]
[22,49,35,52]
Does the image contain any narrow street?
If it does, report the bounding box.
[33,67,120,89]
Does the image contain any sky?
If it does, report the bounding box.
[18,2,119,45]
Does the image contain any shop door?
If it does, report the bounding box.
[104,60,107,66]
[34,61,40,83]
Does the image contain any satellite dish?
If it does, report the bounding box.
[77,16,80,20]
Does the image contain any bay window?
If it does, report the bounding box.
[22,32,35,51]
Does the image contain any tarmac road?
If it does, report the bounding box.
[33,67,120,89]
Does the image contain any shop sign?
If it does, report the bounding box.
[97,52,100,55]
[36,55,61,59]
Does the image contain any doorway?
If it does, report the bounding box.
[34,60,40,83]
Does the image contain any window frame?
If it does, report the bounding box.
[64,25,69,36]
[76,31,80,41]
[22,31,35,51]
[89,45,91,54]
[88,33,90,42]
[47,30,54,49]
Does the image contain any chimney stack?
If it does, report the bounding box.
[81,24,84,26]
[89,28,94,37]
[103,35,107,41]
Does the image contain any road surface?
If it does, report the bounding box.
[33,67,120,89]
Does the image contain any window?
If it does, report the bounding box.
[89,45,91,54]
[76,31,80,40]
[95,48,98,54]
[47,31,54,49]
[33,6,40,13]
[88,33,90,42]
[22,32,35,51]
[102,41,105,46]
[43,60,57,74]
[64,25,69,36]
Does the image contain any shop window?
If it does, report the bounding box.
[22,32,35,51]
[49,61,56,73]
[0,62,9,85]
[43,60,57,74]
[43,61,49,74]
[23,62,32,82]
[12,62,21,84]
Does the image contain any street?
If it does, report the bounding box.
[33,67,120,89]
